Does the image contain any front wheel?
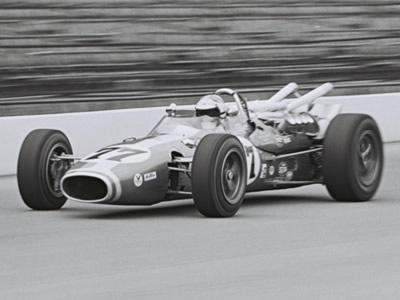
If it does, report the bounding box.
[17,129,72,210]
[323,114,384,201]
[191,134,247,217]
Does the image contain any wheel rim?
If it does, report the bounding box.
[45,143,70,197]
[355,130,381,187]
[221,149,244,204]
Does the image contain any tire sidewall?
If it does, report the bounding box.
[192,134,247,217]
[17,129,72,210]
[347,118,383,200]
[323,114,384,202]
[211,138,247,216]
[38,133,72,206]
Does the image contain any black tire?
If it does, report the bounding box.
[17,129,73,210]
[192,134,247,217]
[323,114,383,202]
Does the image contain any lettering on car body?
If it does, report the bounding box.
[260,163,268,179]
[276,135,292,147]
[144,171,157,182]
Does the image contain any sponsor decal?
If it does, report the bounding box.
[278,162,288,176]
[144,171,157,182]
[269,165,275,176]
[276,135,292,148]
[133,173,143,187]
[260,163,268,179]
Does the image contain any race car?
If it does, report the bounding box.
[17,83,384,217]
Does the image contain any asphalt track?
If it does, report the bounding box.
[1,143,399,299]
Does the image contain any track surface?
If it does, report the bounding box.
[1,143,399,299]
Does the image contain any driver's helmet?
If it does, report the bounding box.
[195,94,226,117]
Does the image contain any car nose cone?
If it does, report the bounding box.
[61,171,121,203]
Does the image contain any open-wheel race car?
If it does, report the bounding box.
[17,83,384,217]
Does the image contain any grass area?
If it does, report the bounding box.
[1,1,400,115]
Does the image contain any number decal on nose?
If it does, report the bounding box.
[87,147,151,163]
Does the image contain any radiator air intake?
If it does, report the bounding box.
[62,175,109,202]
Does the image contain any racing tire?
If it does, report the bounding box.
[17,129,73,210]
[192,134,247,217]
[323,114,383,202]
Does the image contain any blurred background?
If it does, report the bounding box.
[1,0,400,115]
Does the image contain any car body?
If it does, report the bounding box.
[17,83,384,217]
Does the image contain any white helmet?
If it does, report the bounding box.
[195,94,226,117]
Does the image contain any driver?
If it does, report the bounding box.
[195,94,226,117]
[195,95,229,132]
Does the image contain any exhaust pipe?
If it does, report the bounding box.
[286,82,333,112]
[269,82,299,102]
[249,82,298,112]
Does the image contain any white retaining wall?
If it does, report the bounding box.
[1,93,399,176]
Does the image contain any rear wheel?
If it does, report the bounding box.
[323,114,383,201]
[17,129,72,210]
[191,134,247,217]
